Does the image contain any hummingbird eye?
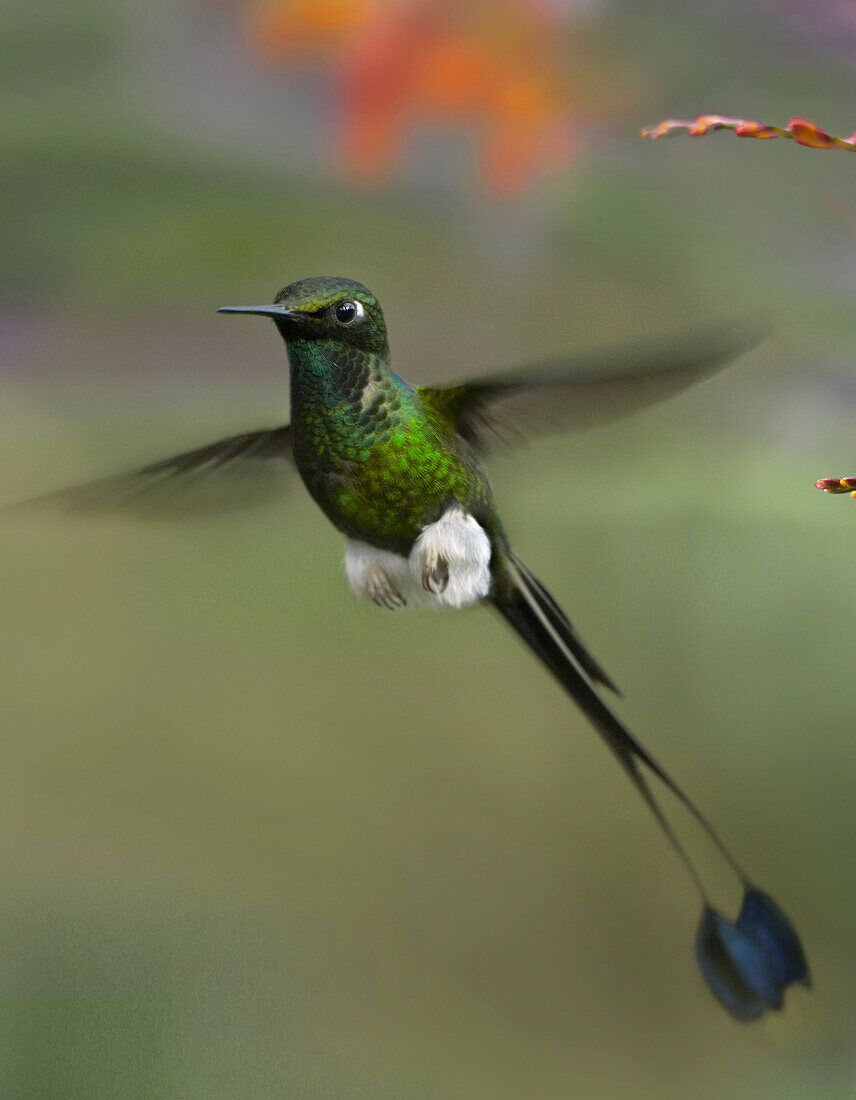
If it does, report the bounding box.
[333,300,363,326]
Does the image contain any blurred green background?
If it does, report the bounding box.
[3,0,856,1096]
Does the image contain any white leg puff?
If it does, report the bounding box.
[409,506,492,609]
[344,508,492,611]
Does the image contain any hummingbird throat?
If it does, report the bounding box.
[286,335,379,407]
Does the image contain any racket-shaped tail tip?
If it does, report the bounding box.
[696,887,810,1021]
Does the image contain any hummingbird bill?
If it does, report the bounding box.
[20,276,809,1019]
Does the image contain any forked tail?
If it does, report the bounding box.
[491,552,809,1019]
[492,553,746,897]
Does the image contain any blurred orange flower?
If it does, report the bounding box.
[236,0,576,194]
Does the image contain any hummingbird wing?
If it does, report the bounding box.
[418,323,764,452]
[13,426,295,516]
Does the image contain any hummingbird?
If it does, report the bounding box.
[25,276,809,1019]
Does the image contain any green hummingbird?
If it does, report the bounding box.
[26,276,809,1018]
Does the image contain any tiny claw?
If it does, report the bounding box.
[422,553,449,595]
[366,570,406,610]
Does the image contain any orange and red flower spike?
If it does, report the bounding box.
[642,115,856,153]
[815,477,856,497]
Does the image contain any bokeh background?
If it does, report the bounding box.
[3,1,856,1096]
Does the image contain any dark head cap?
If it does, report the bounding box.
[218,276,388,356]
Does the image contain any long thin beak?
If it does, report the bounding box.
[217,305,302,319]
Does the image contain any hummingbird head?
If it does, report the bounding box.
[218,276,389,359]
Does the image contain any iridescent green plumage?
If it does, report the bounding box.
[277,277,498,555]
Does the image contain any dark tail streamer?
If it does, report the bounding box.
[493,553,747,896]
[490,553,809,1020]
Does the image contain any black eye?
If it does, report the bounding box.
[334,300,361,325]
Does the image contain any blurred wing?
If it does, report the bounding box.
[14,426,296,516]
[418,323,765,452]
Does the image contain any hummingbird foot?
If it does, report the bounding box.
[816,476,856,496]
[344,540,410,610]
[366,570,407,610]
[421,552,449,595]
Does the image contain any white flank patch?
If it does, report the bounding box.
[344,507,492,611]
